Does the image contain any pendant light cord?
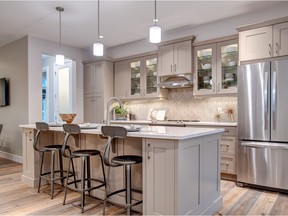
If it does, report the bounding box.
[154,0,157,26]
[56,7,64,52]
[98,0,100,39]
[59,9,62,51]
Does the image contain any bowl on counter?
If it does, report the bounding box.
[227,61,236,66]
[59,113,77,123]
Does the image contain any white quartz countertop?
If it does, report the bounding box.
[20,124,224,140]
[110,120,237,127]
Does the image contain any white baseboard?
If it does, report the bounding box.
[0,150,23,163]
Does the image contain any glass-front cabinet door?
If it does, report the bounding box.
[217,39,238,94]
[128,55,159,98]
[194,44,217,95]
[144,56,158,96]
[129,59,141,97]
[194,39,238,96]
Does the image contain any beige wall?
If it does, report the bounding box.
[125,88,237,122]
[0,36,86,159]
[0,37,29,157]
[27,36,85,124]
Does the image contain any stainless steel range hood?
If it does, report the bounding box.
[157,74,192,88]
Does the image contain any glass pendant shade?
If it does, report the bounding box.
[149,25,161,43]
[93,42,104,56]
[56,54,65,65]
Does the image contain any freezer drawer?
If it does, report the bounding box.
[238,141,288,190]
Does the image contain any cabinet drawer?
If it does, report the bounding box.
[220,155,236,174]
[221,127,237,136]
[220,136,237,154]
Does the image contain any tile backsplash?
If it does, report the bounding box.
[125,88,237,122]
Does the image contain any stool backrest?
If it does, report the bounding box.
[101,126,127,167]
[33,122,49,152]
[0,124,3,135]
[62,124,80,158]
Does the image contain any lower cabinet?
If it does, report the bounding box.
[144,139,175,215]
[143,134,221,215]
[220,127,238,178]
[84,93,104,123]
[186,125,238,179]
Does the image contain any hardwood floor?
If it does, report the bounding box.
[1,157,288,215]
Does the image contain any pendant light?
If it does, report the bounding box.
[149,0,161,43]
[56,7,65,65]
[93,0,104,56]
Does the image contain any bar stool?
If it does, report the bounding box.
[101,126,142,215]
[62,124,106,213]
[33,122,76,199]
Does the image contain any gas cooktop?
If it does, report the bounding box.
[167,120,200,123]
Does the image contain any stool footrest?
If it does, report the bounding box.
[106,188,142,198]
[40,170,74,181]
[105,197,143,209]
[66,178,106,193]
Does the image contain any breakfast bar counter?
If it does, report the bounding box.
[20,124,223,215]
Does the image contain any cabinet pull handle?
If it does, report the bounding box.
[269,44,272,56]
[174,64,176,72]
[218,83,220,92]
[220,162,229,166]
[29,131,32,141]
[220,143,230,147]
[147,143,151,159]
[213,83,215,92]
[170,65,173,73]
[276,42,279,55]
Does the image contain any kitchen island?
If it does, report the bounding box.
[20,124,223,215]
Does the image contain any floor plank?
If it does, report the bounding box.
[1,157,288,215]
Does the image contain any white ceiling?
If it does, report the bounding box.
[0,1,287,49]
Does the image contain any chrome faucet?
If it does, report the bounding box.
[106,97,123,126]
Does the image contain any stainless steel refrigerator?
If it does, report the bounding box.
[238,57,288,190]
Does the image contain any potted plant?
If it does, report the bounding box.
[114,105,127,120]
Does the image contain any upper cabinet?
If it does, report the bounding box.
[114,55,167,100]
[84,62,104,94]
[83,61,113,123]
[238,18,288,61]
[194,38,238,96]
[273,22,288,56]
[158,40,192,76]
[115,60,128,99]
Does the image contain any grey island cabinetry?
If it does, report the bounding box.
[20,124,223,215]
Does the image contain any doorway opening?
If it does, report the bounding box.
[42,54,76,123]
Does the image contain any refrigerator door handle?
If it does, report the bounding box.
[241,141,288,149]
[264,72,269,130]
[272,71,277,130]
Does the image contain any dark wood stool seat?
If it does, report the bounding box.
[72,149,101,157]
[112,155,142,165]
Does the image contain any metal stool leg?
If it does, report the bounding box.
[99,154,106,186]
[81,156,86,213]
[103,165,110,216]
[38,151,45,193]
[125,164,132,215]
[63,157,71,205]
[59,150,64,186]
[87,157,91,196]
[51,150,55,199]
[68,149,77,189]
